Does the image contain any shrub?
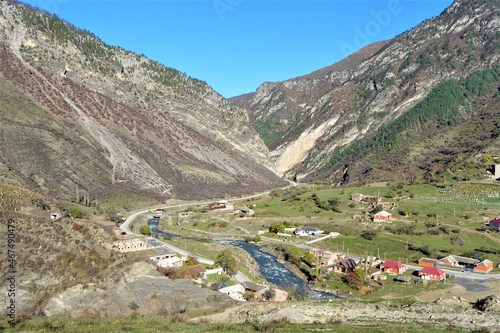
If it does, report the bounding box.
[361,230,377,240]
[68,206,86,218]
[428,228,440,235]
[139,224,151,235]
[269,223,285,234]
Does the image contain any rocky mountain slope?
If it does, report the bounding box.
[0,183,235,318]
[0,0,283,201]
[232,0,499,184]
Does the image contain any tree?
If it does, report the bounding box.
[262,288,276,301]
[302,252,317,267]
[139,224,151,235]
[361,230,377,240]
[186,256,198,266]
[342,270,364,290]
[215,251,237,276]
[328,197,341,210]
[269,223,285,234]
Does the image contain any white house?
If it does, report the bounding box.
[157,256,183,268]
[219,284,246,302]
[294,226,321,236]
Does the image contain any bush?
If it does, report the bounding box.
[139,224,151,235]
[68,206,86,218]
[361,230,377,240]
[428,228,441,235]
[269,223,285,234]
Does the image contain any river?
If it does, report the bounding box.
[148,218,334,299]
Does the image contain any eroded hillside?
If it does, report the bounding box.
[0,0,283,201]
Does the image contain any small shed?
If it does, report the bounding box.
[395,276,412,283]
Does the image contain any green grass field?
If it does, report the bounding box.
[169,182,500,270]
[0,314,468,333]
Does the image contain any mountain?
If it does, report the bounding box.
[232,0,499,184]
[0,0,284,201]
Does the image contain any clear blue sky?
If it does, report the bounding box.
[21,0,453,98]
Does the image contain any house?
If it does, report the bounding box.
[351,193,365,202]
[149,253,177,262]
[373,210,392,222]
[113,239,147,252]
[437,255,460,267]
[184,265,206,278]
[437,255,479,269]
[309,248,339,267]
[241,281,267,293]
[489,217,500,232]
[294,226,321,236]
[381,260,406,274]
[418,257,437,268]
[154,208,165,214]
[219,284,246,301]
[487,164,500,180]
[370,267,382,280]
[113,228,127,236]
[157,256,183,268]
[332,258,357,274]
[200,267,224,278]
[363,195,382,203]
[359,256,381,267]
[210,200,234,211]
[418,267,446,281]
[234,206,255,216]
[474,259,493,273]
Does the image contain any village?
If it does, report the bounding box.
[102,190,498,304]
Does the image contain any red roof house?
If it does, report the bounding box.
[489,217,500,232]
[418,267,446,281]
[381,260,406,274]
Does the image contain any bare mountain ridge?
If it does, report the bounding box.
[232,0,499,182]
[0,0,283,200]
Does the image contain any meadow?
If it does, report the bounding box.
[165,181,500,270]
